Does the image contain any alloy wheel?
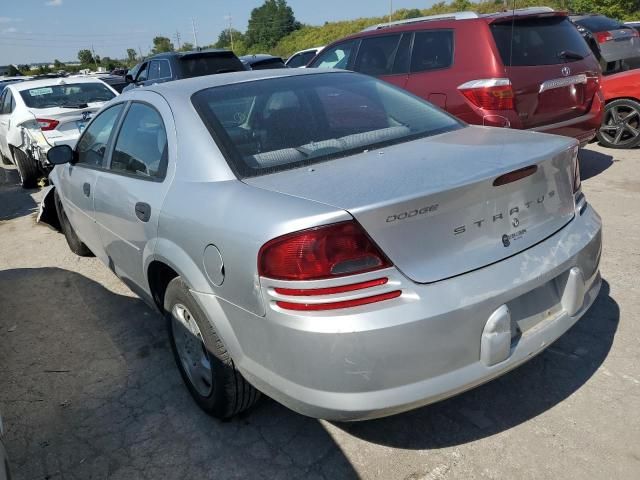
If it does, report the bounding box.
[599,103,640,147]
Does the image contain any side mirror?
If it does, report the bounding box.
[125,74,134,84]
[47,145,74,165]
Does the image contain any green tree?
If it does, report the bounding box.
[179,42,195,52]
[126,48,137,64]
[215,28,245,49]
[53,59,64,69]
[151,36,174,54]
[246,0,301,49]
[77,49,94,65]
[570,0,639,19]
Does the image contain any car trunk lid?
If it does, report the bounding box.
[244,126,577,283]
[27,104,105,145]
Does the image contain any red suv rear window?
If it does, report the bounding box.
[491,16,592,66]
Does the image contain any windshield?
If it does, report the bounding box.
[491,17,592,66]
[192,72,462,178]
[19,82,115,109]
[574,16,623,32]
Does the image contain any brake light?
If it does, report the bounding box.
[258,221,391,281]
[458,79,515,110]
[36,118,59,131]
[595,31,613,43]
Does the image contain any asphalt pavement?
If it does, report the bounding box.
[0,144,638,480]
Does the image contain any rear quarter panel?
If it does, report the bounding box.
[601,70,640,101]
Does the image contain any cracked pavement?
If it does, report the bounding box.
[0,144,639,479]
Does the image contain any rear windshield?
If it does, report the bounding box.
[180,54,245,78]
[192,72,462,178]
[574,16,623,32]
[19,82,115,109]
[491,17,592,66]
[248,59,286,70]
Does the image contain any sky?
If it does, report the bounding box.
[0,0,440,65]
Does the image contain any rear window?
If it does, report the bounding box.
[192,72,462,178]
[491,17,592,66]
[574,16,623,32]
[248,58,286,70]
[19,82,115,109]
[180,53,245,78]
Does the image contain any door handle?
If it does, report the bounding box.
[82,182,90,197]
[135,202,151,222]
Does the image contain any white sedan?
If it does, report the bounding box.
[0,77,118,188]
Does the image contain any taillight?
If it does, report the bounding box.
[458,78,515,110]
[36,118,59,131]
[595,31,613,43]
[258,221,391,281]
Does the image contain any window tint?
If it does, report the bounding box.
[136,63,149,82]
[574,16,622,32]
[491,17,592,66]
[310,40,358,69]
[355,35,402,76]
[19,83,115,109]
[286,53,306,68]
[76,104,124,167]
[392,33,412,74]
[148,60,171,80]
[180,53,245,78]
[110,103,168,179]
[0,91,6,114]
[148,61,160,80]
[192,73,461,178]
[410,30,454,73]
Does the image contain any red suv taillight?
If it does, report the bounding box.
[458,78,515,110]
[36,118,59,131]
[258,221,391,281]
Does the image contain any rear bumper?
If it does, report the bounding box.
[192,204,602,421]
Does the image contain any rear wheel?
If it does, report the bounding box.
[54,189,94,257]
[12,148,40,188]
[165,277,260,419]
[597,99,640,149]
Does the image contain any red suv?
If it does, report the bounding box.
[308,8,603,146]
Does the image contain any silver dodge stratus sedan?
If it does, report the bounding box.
[46,69,602,421]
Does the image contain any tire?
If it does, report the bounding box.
[12,148,40,189]
[165,277,260,419]
[1,152,12,166]
[54,189,94,257]
[597,99,640,149]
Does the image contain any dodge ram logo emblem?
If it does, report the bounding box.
[561,66,571,77]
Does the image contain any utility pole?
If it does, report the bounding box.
[225,15,234,50]
[138,46,143,60]
[91,45,99,70]
[175,30,182,50]
[191,18,199,49]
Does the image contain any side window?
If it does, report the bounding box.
[2,90,14,114]
[354,34,402,76]
[392,33,413,74]
[158,60,171,78]
[0,90,7,114]
[286,53,305,68]
[311,40,358,69]
[147,61,160,81]
[76,104,124,167]
[410,30,454,73]
[136,62,149,82]
[110,103,168,180]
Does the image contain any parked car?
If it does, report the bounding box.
[110,68,128,76]
[626,21,640,33]
[570,14,640,72]
[0,412,10,480]
[308,8,603,146]
[123,49,245,92]
[0,77,118,187]
[240,54,287,70]
[285,46,325,68]
[45,69,602,421]
[99,74,128,93]
[0,78,27,95]
[597,69,640,148]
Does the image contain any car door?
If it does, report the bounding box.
[0,89,14,158]
[93,93,175,292]
[56,103,125,260]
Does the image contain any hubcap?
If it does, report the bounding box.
[171,304,213,397]
[600,104,640,147]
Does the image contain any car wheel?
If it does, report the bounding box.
[0,152,12,166]
[597,99,640,149]
[53,189,94,257]
[165,277,260,419]
[12,148,40,189]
